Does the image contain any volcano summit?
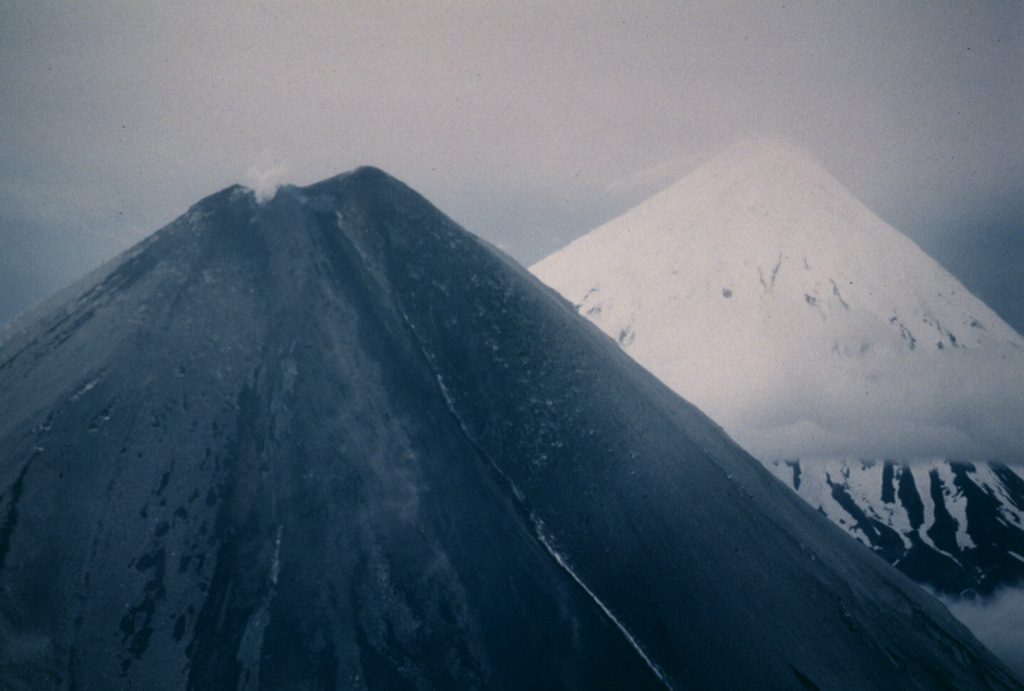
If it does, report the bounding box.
[0,168,1019,689]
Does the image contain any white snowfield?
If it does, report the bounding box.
[532,138,1024,464]
[763,459,1024,557]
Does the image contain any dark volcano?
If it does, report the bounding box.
[0,169,1019,689]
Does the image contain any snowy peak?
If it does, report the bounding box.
[537,137,1019,356]
[532,139,1024,463]
[668,137,852,212]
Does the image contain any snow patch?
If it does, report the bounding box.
[70,378,98,401]
[270,524,283,585]
[531,517,671,687]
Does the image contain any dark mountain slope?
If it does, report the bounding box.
[0,169,1019,689]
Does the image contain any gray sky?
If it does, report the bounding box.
[1,2,1021,331]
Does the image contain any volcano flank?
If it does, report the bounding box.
[0,168,1019,689]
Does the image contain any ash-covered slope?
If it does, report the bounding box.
[0,169,1019,690]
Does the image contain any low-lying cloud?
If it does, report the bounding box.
[719,345,1024,464]
[940,586,1024,680]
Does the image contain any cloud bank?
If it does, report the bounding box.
[941,586,1024,680]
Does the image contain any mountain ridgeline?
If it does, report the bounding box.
[0,168,1020,689]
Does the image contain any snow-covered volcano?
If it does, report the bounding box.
[531,140,1024,674]
[530,139,1024,588]
[2,167,1020,689]
[532,138,1024,464]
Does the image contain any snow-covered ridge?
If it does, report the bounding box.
[765,459,1024,596]
[532,138,1024,463]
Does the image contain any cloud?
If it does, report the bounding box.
[940,586,1024,680]
[604,160,677,195]
[244,165,291,203]
[714,337,1024,465]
